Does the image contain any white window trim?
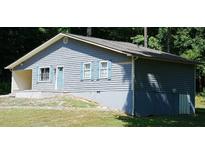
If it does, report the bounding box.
[99,60,108,79]
[38,66,51,82]
[83,62,92,80]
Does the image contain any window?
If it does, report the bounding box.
[39,67,50,82]
[100,61,108,78]
[83,63,91,79]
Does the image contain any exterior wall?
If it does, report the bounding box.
[14,38,133,114]
[12,36,195,116]
[12,70,32,92]
[134,58,195,116]
[71,91,133,113]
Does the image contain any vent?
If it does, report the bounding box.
[63,37,68,44]
[179,94,191,114]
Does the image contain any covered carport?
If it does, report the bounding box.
[11,69,32,93]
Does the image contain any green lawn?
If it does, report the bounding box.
[0,95,204,127]
[0,96,97,108]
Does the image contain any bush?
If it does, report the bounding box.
[0,82,11,94]
[198,91,205,97]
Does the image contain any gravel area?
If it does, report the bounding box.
[0,95,112,111]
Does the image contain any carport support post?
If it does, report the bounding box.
[10,69,13,93]
[131,56,135,116]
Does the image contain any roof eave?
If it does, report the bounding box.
[137,55,198,65]
[5,33,67,69]
[5,33,197,69]
[5,33,132,69]
[67,34,133,56]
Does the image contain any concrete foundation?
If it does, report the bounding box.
[12,90,133,114]
[71,91,132,114]
[14,91,65,99]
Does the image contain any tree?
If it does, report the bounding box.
[131,35,162,50]
[173,28,205,91]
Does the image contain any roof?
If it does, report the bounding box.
[5,33,197,69]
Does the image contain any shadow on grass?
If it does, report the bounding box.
[115,108,205,127]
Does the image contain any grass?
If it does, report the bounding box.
[0,94,205,126]
[0,108,205,127]
[0,109,127,127]
[0,96,97,108]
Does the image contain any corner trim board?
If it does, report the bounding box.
[131,56,135,116]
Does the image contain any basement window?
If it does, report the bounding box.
[39,67,50,82]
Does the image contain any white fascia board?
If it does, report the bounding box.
[5,33,65,69]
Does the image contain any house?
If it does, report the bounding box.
[5,33,197,116]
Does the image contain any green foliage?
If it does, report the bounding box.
[148,36,162,50]
[131,35,144,45]
[38,28,48,34]
[93,27,144,42]
[0,81,10,94]
[156,27,172,52]
[131,35,161,50]
[181,49,201,60]
[131,27,205,76]
[57,28,70,33]
[173,28,205,75]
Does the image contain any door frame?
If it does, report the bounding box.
[55,65,64,90]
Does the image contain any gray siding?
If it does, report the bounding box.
[13,37,195,116]
[71,90,133,114]
[14,38,132,113]
[134,58,195,116]
[15,38,132,92]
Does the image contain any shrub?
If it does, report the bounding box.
[0,81,11,94]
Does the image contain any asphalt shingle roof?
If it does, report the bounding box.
[69,34,196,65]
[5,33,197,69]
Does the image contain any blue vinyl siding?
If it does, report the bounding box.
[134,58,195,116]
[36,66,39,83]
[14,38,132,93]
[95,60,100,80]
[91,62,94,81]
[80,62,83,81]
[13,36,195,116]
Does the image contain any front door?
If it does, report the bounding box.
[56,66,64,90]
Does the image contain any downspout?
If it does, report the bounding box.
[194,65,196,114]
[131,56,135,116]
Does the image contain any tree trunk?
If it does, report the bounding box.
[167,27,171,53]
[87,27,92,36]
[144,27,148,48]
